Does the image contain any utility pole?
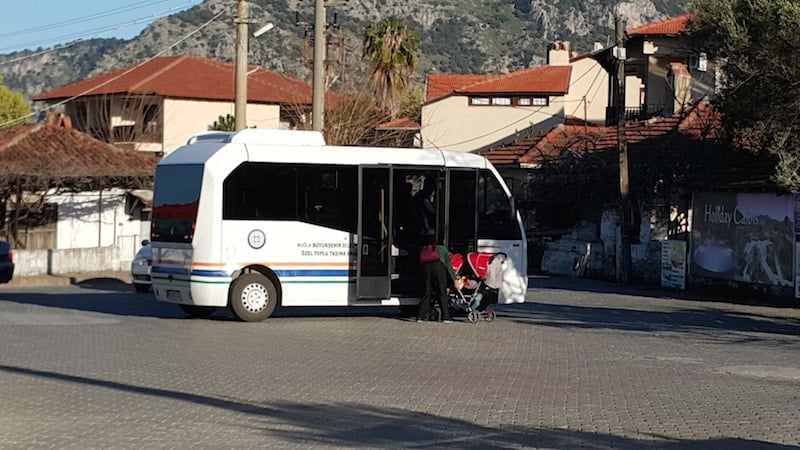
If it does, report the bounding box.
[615,17,632,284]
[312,0,326,131]
[234,0,251,131]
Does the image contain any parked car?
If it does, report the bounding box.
[131,240,152,292]
[0,241,14,284]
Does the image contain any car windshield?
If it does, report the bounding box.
[136,245,152,260]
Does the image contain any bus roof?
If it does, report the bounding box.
[185,129,326,146]
[160,129,489,169]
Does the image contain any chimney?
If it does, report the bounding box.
[547,41,571,65]
[46,111,72,130]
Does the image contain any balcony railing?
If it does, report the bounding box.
[111,123,163,144]
[606,104,665,125]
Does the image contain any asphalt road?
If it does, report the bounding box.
[0,277,798,448]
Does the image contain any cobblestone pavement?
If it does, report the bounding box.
[0,277,798,449]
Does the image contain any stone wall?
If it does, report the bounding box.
[541,205,671,282]
[13,246,123,277]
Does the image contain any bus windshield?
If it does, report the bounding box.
[152,164,204,243]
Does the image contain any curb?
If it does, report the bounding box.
[1,272,133,288]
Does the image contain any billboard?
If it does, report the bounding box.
[691,192,793,286]
[796,242,800,299]
[795,193,800,235]
[661,240,686,290]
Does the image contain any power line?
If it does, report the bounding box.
[1,41,88,66]
[0,1,199,54]
[0,8,229,128]
[424,105,549,149]
[424,63,607,149]
[0,0,180,39]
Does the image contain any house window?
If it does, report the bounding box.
[141,104,162,141]
[68,101,89,132]
[515,97,549,106]
[470,96,548,107]
[469,97,490,106]
[532,97,548,106]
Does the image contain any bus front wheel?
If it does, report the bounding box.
[230,272,278,322]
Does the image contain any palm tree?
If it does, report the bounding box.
[362,17,420,118]
[208,114,235,131]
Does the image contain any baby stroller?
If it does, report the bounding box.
[446,252,505,323]
[421,253,470,322]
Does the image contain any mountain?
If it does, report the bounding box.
[0,0,690,102]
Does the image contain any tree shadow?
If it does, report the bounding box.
[73,277,134,292]
[0,286,413,321]
[0,288,184,319]
[0,364,794,449]
[497,301,800,346]
[271,305,410,319]
[528,276,798,308]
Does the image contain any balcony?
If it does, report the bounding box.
[111,122,163,145]
[606,104,665,125]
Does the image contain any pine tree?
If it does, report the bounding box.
[0,77,31,128]
[689,0,800,190]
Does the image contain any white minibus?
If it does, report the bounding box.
[151,129,527,321]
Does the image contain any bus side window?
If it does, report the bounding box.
[223,163,297,220]
[448,169,477,254]
[478,170,521,240]
[297,165,357,233]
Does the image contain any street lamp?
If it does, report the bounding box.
[234,0,273,131]
[253,22,274,38]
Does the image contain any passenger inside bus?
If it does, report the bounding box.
[392,174,437,296]
[413,179,436,237]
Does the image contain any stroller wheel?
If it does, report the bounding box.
[485,309,496,322]
[467,310,480,323]
[399,305,418,317]
[426,307,441,322]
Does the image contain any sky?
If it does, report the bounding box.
[0,0,204,54]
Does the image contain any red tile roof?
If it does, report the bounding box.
[0,123,158,178]
[476,132,548,166]
[376,117,421,130]
[481,101,721,166]
[626,14,694,37]
[426,74,495,101]
[33,55,313,105]
[426,66,571,102]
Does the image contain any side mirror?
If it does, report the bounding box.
[141,239,151,247]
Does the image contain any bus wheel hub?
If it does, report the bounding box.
[241,283,268,312]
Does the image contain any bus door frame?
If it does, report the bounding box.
[356,165,393,299]
[445,168,479,256]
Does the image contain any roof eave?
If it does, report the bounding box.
[627,32,686,38]
[455,90,568,97]
[423,92,457,106]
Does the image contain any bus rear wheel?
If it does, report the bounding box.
[230,272,278,322]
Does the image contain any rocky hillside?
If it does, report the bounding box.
[0,0,689,101]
